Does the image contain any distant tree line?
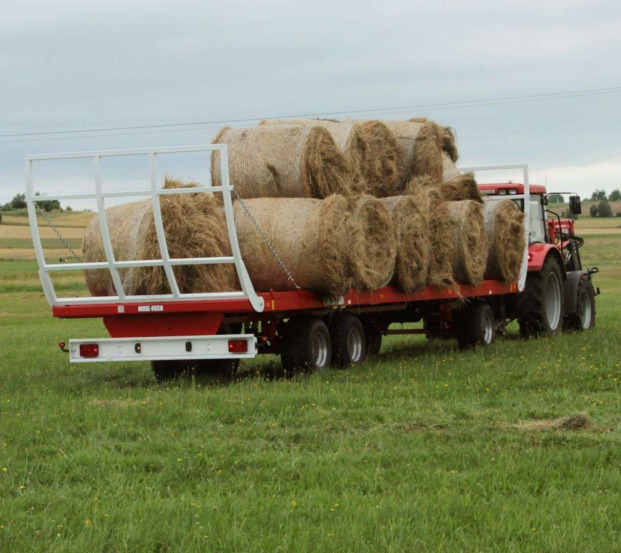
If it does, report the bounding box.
[583,188,621,218]
[2,192,68,212]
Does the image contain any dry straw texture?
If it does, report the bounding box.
[378,195,431,292]
[212,126,352,199]
[416,187,457,290]
[82,178,237,296]
[446,200,488,285]
[440,153,482,203]
[260,119,367,194]
[409,118,459,162]
[234,195,352,297]
[348,195,397,290]
[381,120,444,185]
[483,199,525,282]
[346,120,402,197]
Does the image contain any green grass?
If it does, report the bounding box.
[1,228,620,551]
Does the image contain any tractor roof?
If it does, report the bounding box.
[478,183,547,195]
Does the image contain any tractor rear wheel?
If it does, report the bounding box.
[565,278,596,331]
[280,315,331,375]
[455,302,496,350]
[517,257,564,338]
[330,312,366,368]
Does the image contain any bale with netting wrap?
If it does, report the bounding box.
[211,125,353,199]
[347,195,397,290]
[378,194,430,292]
[260,119,367,194]
[440,152,482,203]
[82,179,238,296]
[234,195,353,297]
[483,199,525,283]
[345,120,402,197]
[446,200,488,286]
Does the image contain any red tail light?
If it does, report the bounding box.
[228,339,248,353]
[79,343,99,358]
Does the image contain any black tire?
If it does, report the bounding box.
[455,302,496,350]
[330,313,366,368]
[280,315,331,374]
[517,257,564,338]
[565,278,596,331]
[151,360,186,382]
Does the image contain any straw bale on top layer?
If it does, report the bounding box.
[82,178,238,296]
[378,194,431,292]
[483,199,525,283]
[380,120,444,185]
[409,118,459,162]
[234,195,352,297]
[347,195,397,290]
[212,126,353,199]
[446,200,488,285]
[346,120,402,197]
[260,119,367,194]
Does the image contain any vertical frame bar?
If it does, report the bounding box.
[218,146,265,312]
[94,156,126,300]
[518,164,531,292]
[25,159,56,305]
[149,153,181,298]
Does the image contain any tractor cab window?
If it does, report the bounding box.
[529,196,547,244]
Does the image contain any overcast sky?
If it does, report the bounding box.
[2,0,621,204]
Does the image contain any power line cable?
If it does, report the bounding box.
[2,85,620,144]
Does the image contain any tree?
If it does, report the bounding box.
[548,193,564,203]
[597,199,613,217]
[610,189,621,201]
[589,204,599,217]
[10,193,27,209]
[591,189,607,201]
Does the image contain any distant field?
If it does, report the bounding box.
[1,209,620,551]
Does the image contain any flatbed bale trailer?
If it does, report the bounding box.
[25,146,597,379]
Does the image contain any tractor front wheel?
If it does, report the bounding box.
[565,278,596,331]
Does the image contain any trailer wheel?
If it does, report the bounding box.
[456,302,496,350]
[517,257,564,338]
[565,278,596,331]
[330,313,366,368]
[281,315,331,374]
[361,318,382,355]
[151,360,186,382]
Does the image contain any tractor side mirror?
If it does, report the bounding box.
[569,195,582,215]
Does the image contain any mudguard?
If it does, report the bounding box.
[528,243,565,275]
[564,271,588,314]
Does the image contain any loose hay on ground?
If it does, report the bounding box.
[483,199,526,282]
[514,412,591,431]
[378,195,430,292]
[212,125,352,199]
[260,119,367,194]
[348,195,397,290]
[446,200,488,285]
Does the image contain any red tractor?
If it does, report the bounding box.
[479,183,598,337]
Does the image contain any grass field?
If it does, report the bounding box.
[1,210,620,552]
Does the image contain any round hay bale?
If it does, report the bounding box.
[82,179,238,296]
[446,200,488,285]
[211,125,353,199]
[260,119,367,194]
[415,187,457,291]
[346,120,402,197]
[234,195,352,297]
[378,195,430,292]
[381,120,444,184]
[409,118,459,162]
[483,199,525,283]
[348,195,397,289]
[440,155,482,203]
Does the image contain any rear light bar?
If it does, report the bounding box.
[67,334,256,363]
